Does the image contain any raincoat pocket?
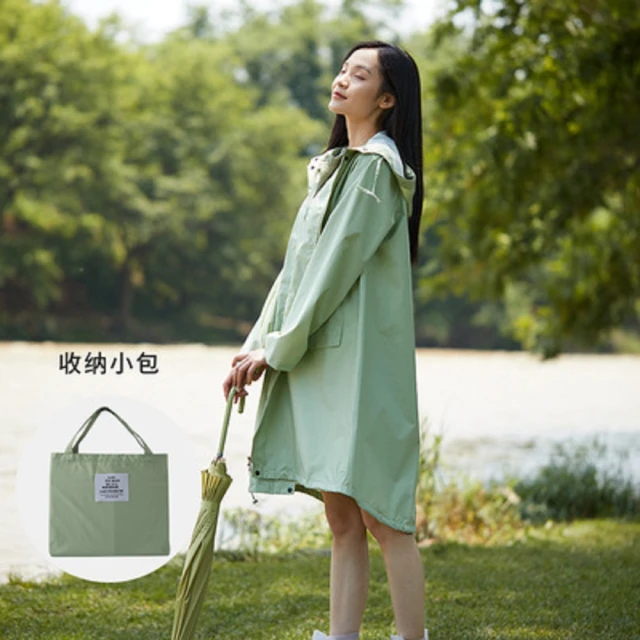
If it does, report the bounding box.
[308,307,343,349]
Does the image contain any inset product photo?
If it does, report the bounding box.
[15,396,200,583]
[49,406,170,557]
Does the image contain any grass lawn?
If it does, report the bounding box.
[1,520,638,639]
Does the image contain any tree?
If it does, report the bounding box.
[222,0,407,122]
[0,0,323,340]
[0,0,134,336]
[419,0,640,356]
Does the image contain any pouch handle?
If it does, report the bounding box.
[216,388,245,460]
[65,406,153,455]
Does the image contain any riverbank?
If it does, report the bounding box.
[1,519,639,639]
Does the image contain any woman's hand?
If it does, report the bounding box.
[222,349,268,401]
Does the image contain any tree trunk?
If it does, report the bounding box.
[117,257,133,337]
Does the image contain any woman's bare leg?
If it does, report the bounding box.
[361,511,425,640]
[322,491,369,635]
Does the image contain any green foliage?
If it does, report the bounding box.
[416,428,524,544]
[414,432,638,544]
[0,0,324,340]
[516,438,640,522]
[420,480,524,545]
[0,0,130,327]
[419,0,640,356]
[1,0,639,352]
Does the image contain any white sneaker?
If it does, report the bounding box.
[391,631,428,640]
[312,633,329,640]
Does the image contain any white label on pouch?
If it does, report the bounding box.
[95,473,129,502]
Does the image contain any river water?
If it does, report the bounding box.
[1,342,639,581]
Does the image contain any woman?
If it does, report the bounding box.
[223,40,427,640]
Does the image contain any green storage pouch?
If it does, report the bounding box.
[49,406,170,557]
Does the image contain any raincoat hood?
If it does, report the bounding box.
[307,131,416,210]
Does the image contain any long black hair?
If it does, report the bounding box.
[326,40,423,264]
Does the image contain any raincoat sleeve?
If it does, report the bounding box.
[264,154,407,372]
[240,271,282,354]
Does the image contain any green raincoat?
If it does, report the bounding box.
[241,131,419,533]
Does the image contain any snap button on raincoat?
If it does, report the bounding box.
[241,131,420,533]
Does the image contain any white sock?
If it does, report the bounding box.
[391,631,428,640]
[312,632,359,640]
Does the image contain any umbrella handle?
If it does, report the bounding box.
[216,387,245,459]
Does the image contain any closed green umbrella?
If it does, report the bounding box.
[171,389,244,640]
